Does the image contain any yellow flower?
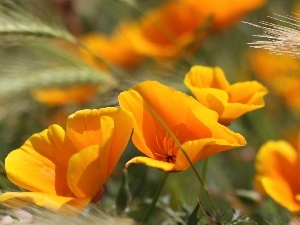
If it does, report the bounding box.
[0,108,133,215]
[118,80,246,172]
[184,65,267,125]
[31,85,98,106]
[254,140,300,212]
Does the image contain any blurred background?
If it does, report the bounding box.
[0,0,299,224]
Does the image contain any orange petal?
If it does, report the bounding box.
[127,1,200,58]
[66,107,117,151]
[255,140,300,212]
[67,116,114,198]
[125,156,175,172]
[0,192,90,215]
[175,137,245,171]
[5,125,73,196]
[31,85,98,106]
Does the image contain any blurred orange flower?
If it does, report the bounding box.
[80,24,142,69]
[127,1,205,58]
[31,85,98,106]
[184,65,267,125]
[0,108,133,215]
[119,80,246,172]
[248,49,300,112]
[255,139,300,212]
[183,0,266,31]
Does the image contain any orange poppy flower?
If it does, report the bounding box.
[254,140,300,212]
[0,107,133,215]
[183,0,266,31]
[118,80,246,172]
[80,24,142,69]
[248,49,300,112]
[127,1,205,58]
[184,65,267,125]
[31,85,98,106]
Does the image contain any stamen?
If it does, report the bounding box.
[154,131,180,163]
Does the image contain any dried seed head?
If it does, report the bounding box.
[244,14,300,58]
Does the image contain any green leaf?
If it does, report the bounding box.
[187,203,200,225]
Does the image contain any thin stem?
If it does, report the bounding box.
[145,104,220,218]
[199,157,209,201]
[140,172,169,225]
[177,144,220,218]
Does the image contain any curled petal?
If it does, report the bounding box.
[227,81,267,105]
[126,156,175,172]
[175,137,245,171]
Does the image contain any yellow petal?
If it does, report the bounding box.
[261,178,300,212]
[67,116,114,198]
[67,107,133,184]
[104,108,133,177]
[0,192,90,215]
[66,107,118,151]
[184,66,230,116]
[184,65,230,90]
[227,81,267,105]
[125,156,175,172]
[5,125,73,196]
[255,140,300,212]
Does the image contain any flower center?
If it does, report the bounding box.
[154,132,179,163]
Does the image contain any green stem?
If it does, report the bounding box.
[198,157,209,201]
[177,145,220,218]
[140,172,169,225]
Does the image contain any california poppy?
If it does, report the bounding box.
[183,0,266,31]
[127,1,204,58]
[31,85,98,106]
[254,140,300,212]
[184,65,267,125]
[80,24,142,69]
[118,80,246,172]
[248,49,300,113]
[0,107,133,215]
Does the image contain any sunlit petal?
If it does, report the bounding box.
[5,125,73,196]
[67,116,113,198]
